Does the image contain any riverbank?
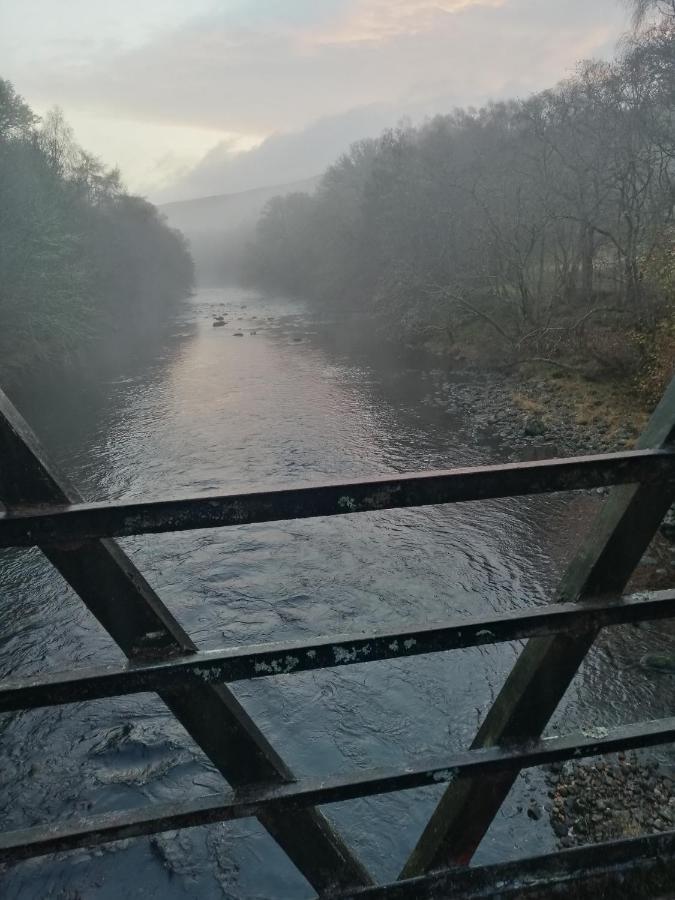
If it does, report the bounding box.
[1,299,192,418]
[315,305,674,556]
[435,359,674,569]
[546,754,674,850]
[316,309,662,454]
[464,365,675,854]
[430,367,645,457]
[404,345,675,851]
[467,366,674,571]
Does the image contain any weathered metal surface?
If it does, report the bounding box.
[1,589,673,712]
[0,389,371,892]
[2,369,674,893]
[401,373,675,876]
[0,449,673,547]
[1,717,673,865]
[337,830,675,899]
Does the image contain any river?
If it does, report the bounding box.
[1,286,671,898]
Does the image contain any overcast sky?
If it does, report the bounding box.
[1,0,631,203]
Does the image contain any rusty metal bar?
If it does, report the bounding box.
[1,716,673,865]
[0,389,371,892]
[1,589,673,712]
[3,369,675,892]
[337,829,675,899]
[400,373,675,875]
[0,449,673,547]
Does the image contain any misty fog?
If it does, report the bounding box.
[0,1,674,899]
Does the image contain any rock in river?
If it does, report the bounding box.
[523,417,547,437]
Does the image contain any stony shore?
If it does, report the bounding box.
[427,365,675,850]
[546,754,674,849]
[441,368,675,550]
[337,316,675,852]
[474,369,675,851]
[443,370,645,457]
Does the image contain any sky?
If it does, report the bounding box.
[0,0,631,203]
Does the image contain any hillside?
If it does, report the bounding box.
[159,176,319,284]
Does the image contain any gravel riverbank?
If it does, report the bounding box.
[547,754,674,849]
[428,366,675,852]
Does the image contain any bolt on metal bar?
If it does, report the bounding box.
[1,717,673,865]
[0,449,673,547]
[1,589,673,713]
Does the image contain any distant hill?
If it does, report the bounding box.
[159,176,320,284]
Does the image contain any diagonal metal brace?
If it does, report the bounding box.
[401,373,675,876]
[0,388,371,893]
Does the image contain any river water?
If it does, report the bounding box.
[0,287,671,898]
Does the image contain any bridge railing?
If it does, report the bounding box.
[0,374,674,898]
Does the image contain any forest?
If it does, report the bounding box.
[0,80,194,384]
[244,12,675,403]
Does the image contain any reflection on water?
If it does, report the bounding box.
[0,287,671,898]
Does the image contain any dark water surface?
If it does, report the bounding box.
[1,287,671,898]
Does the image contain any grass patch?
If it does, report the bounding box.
[514,366,649,445]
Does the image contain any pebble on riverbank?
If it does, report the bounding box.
[546,754,674,849]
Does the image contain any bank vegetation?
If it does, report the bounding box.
[244,13,675,405]
[0,80,194,385]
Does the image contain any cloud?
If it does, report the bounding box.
[3,0,629,196]
[152,103,404,202]
[150,0,627,202]
[12,0,626,135]
[296,0,504,45]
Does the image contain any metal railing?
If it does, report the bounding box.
[0,374,674,898]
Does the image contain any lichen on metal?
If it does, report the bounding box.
[432,768,458,784]
[333,643,373,664]
[253,654,301,675]
[581,725,610,740]
[338,495,357,511]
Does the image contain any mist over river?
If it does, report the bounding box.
[1,287,671,899]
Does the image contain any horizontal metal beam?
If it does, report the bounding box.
[1,717,673,865]
[1,590,673,712]
[0,388,372,890]
[399,372,675,876]
[0,450,673,547]
[336,829,675,899]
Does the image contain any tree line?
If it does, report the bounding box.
[0,80,194,384]
[243,12,674,399]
